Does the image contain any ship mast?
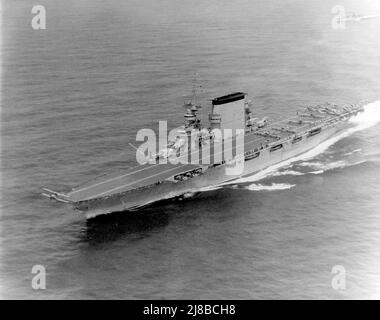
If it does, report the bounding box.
[183,74,202,130]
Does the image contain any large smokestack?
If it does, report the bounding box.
[210,92,246,134]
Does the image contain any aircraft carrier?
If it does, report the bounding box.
[42,92,364,218]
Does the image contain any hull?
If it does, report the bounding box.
[77,119,348,219]
[41,91,364,219]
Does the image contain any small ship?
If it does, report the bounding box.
[42,92,364,218]
[339,12,380,22]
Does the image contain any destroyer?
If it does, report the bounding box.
[42,92,364,218]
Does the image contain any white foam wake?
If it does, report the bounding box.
[303,159,368,175]
[269,169,305,177]
[309,170,324,175]
[299,160,347,171]
[343,148,362,156]
[245,183,296,191]
[198,185,224,192]
[349,101,380,131]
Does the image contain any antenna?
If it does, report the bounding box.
[183,72,202,110]
[191,72,197,105]
[191,72,202,109]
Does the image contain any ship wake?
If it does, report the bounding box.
[238,183,296,191]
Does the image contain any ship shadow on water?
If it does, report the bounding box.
[83,205,171,244]
[81,188,246,244]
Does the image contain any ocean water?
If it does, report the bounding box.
[1,0,380,299]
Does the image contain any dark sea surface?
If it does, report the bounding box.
[1,0,380,299]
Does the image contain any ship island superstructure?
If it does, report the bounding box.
[42,92,364,218]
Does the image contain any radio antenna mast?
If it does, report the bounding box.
[191,72,202,109]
